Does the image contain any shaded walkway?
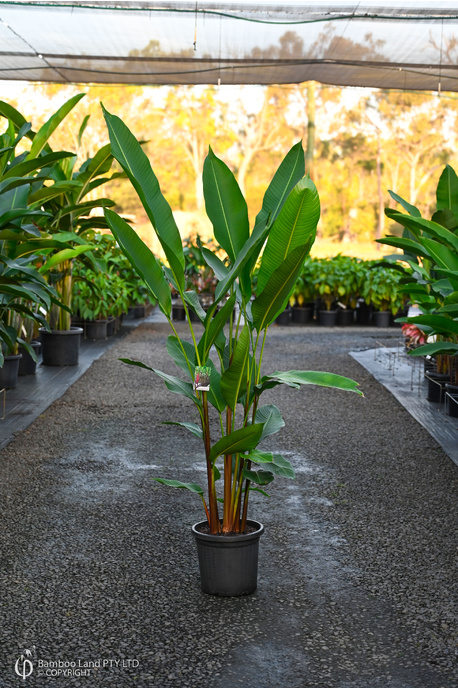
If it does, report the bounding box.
[0,321,456,687]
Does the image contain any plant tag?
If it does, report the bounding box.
[194,365,211,391]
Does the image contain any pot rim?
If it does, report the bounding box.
[39,326,83,335]
[3,353,22,361]
[192,519,264,544]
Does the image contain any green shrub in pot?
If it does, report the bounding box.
[101,105,363,564]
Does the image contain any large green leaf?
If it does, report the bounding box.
[257,370,363,396]
[257,175,320,294]
[422,238,458,272]
[203,147,249,264]
[242,468,275,486]
[0,101,32,138]
[27,93,85,160]
[104,208,171,316]
[220,324,250,410]
[436,164,458,218]
[76,143,113,201]
[386,213,458,254]
[209,423,264,464]
[252,242,312,332]
[241,450,295,479]
[409,341,458,357]
[206,358,226,413]
[166,336,196,379]
[405,314,458,336]
[28,180,82,205]
[38,245,93,272]
[254,404,285,442]
[387,190,421,217]
[3,151,75,179]
[102,106,184,291]
[377,236,430,259]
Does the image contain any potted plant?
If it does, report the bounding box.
[102,108,363,596]
[290,256,317,324]
[314,258,339,326]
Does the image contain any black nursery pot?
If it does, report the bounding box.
[336,308,354,327]
[18,340,41,376]
[84,319,108,340]
[373,310,391,328]
[319,309,337,327]
[172,303,186,321]
[0,354,22,389]
[192,520,264,597]
[292,306,312,325]
[445,384,458,417]
[275,309,291,326]
[425,371,450,403]
[40,327,83,367]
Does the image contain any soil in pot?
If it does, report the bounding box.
[319,310,337,327]
[18,340,41,376]
[192,520,264,596]
[40,327,83,367]
[0,354,22,389]
[373,310,391,328]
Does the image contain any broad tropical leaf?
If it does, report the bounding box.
[436,164,458,218]
[162,421,203,439]
[254,404,285,442]
[209,423,264,463]
[242,450,295,479]
[257,370,363,396]
[409,341,458,357]
[242,468,275,486]
[198,293,235,362]
[154,479,204,495]
[257,175,320,293]
[388,190,421,217]
[220,324,250,410]
[104,208,171,316]
[27,93,85,160]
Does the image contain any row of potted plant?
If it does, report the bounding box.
[378,164,458,417]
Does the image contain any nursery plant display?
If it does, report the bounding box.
[102,107,363,595]
[378,164,458,409]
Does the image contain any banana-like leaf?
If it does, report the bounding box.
[409,341,458,357]
[166,336,196,379]
[209,423,264,464]
[387,213,458,254]
[206,358,226,413]
[252,242,312,332]
[27,93,85,160]
[421,238,458,271]
[104,208,171,317]
[162,421,203,439]
[377,236,430,258]
[76,143,113,201]
[220,324,250,410]
[29,181,82,205]
[256,370,363,396]
[405,314,458,336]
[254,404,285,442]
[0,100,32,138]
[154,478,204,495]
[183,290,206,322]
[241,450,295,479]
[257,176,320,294]
[203,147,249,264]
[436,164,458,218]
[242,468,274,486]
[119,358,201,406]
[3,151,75,179]
[387,190,421,217]
[102,106,185,291]
[39,245,93,273]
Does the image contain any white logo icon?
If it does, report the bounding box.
[14,649,34,679]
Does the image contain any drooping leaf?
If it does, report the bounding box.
[166,336,196,379]
[409,341,458,357]
[27,93,85,160]
[388,190,421,217]
[242,449,295,479]
[162,421,203,439]
[209,423,264,464]
[154,478,204,495]
[256,370,363,396]
[242,468,275,486]
[404,314,458,336]
[183,290,207,322]
[104,208,171,316]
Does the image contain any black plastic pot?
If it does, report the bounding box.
[373,310,391,328]
[425,371,450,403]
[445,384,458,417]
[172,304,186,321]
[192,520,264,596]
[84,320,108,340]
[0,354,22,389]
[275,309,291,326]
[319,309,337,326]
[356,302,372,325]
[336,308,354,327]
[40,327,83,367]
[292,306,312,325]
[18,340,41,376]
[106,317,115,337]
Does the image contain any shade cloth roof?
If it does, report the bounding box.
[0,1,458,90]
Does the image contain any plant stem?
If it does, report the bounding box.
[222,407,233,532]
[202,391,219,533]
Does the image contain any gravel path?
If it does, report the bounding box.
[0,320,456,688]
